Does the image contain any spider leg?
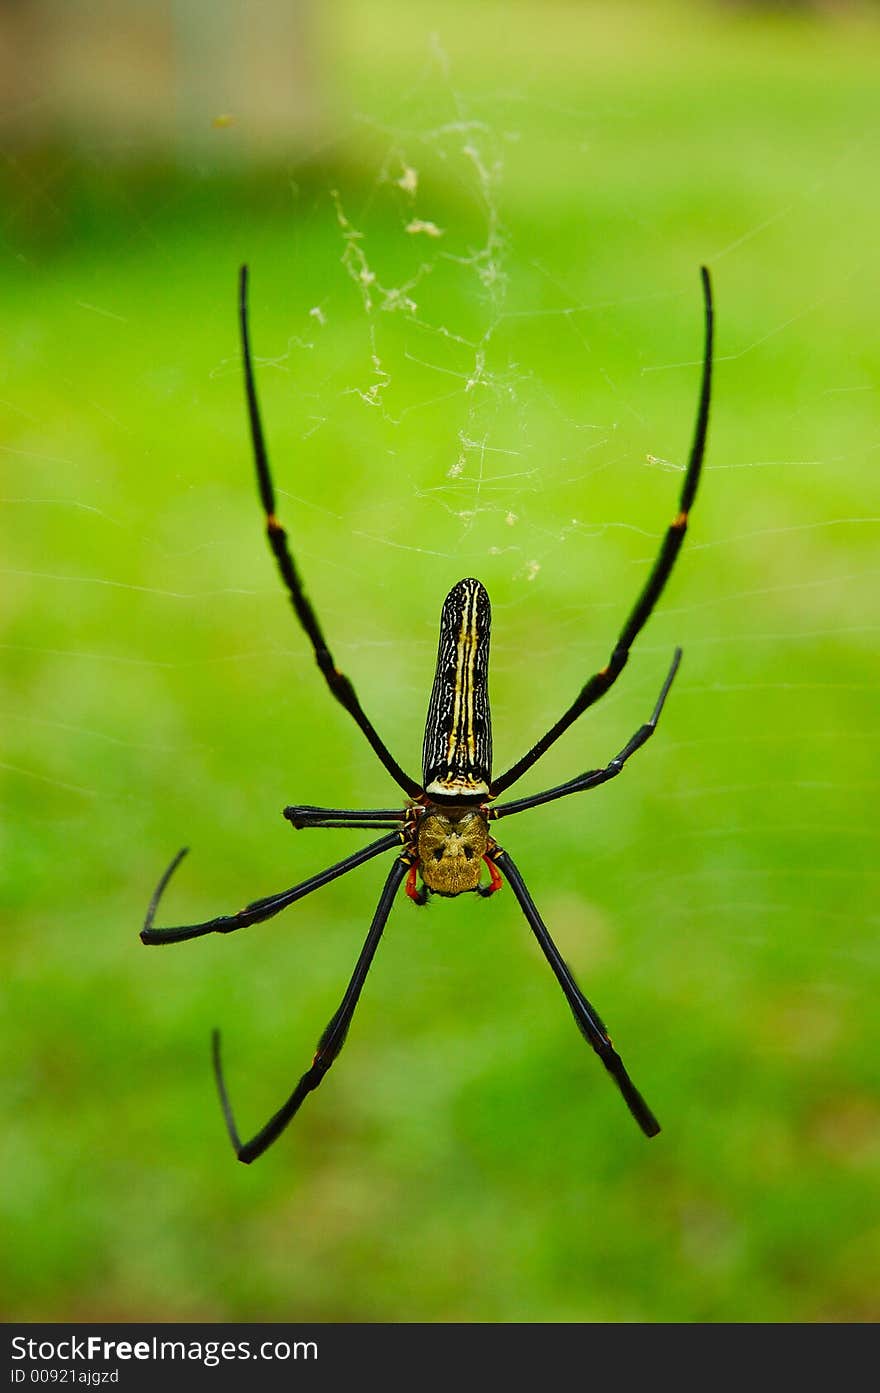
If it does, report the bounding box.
[490,648,680,821]
[476,854,504,897]
[404,863,429,904]
[491,267,713,797]
[239,266,422,800]
[489,845,660,1138]
[140,832,400,945]
[284,804,406,831]
[213,856,408,1163]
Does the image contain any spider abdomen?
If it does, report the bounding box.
[422,577,492,798]
[417,806,489,895]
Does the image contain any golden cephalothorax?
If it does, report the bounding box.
[417,807,490,895]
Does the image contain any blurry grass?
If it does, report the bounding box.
[2,0,879,1323]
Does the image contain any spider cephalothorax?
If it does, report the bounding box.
[141,263,714,1164]
[415,806,490,896]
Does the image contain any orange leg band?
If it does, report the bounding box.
[481,856,504,896]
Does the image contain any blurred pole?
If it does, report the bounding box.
[0,0,323,160]
[172,0,323,164]
[0,0,46,146]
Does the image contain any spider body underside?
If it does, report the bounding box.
[142,264,714,1164]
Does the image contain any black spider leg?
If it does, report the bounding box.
[490,648,681,821]
[489,846,661,1138]
[239,265,422,800]
[214,856,409,1163]
[284,804,405,830]
[491,266,713,797]
[141,832,400,945]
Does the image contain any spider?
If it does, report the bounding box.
[142,264,714,1164]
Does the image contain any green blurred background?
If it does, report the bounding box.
[2,0,878,1322]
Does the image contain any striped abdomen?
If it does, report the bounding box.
[422,578,492,798]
